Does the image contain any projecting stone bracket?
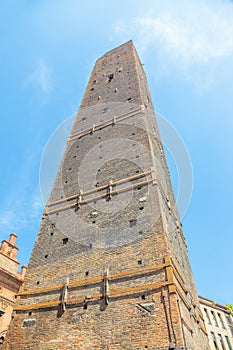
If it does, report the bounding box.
[103,268,110,305]
[151,167,157,185]
[58,279,69,316]
[137,302,155,313]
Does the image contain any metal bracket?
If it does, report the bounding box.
[60,278,69,313]
[76,191,83,210]
[103,268,110,305]
[108,181,113,200]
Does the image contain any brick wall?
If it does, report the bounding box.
[3,41,209,350]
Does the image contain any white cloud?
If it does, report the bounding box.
[114,0,233,89]
[0,192,43,236]
[134,11,233,64]
[0,149,43,238]
[0,211,14,226]
[24,58,53,93]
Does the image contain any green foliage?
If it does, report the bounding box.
[226,304,233,315]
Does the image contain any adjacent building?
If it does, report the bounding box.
[200,296,233,350]
[0,233,27,339]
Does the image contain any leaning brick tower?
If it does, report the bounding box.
[4,41,210,350]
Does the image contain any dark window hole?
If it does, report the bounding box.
[69,167,72,170]
[89,243,93,249]
[90,87,94,91]
[136,170,140,174]
[28,311,32,316]
[97,169,101,172]
[50,232,54,236]
[37,281,40,285]
[76,145,79,148]
[73,155,76,159]
[129,219,137,227]
[139,207,144,211]
[44,254,48,259]
[64,181,68,184]
[139,231,143,235]
[141,294,146,300]
[85,271,89,276]
[62,238,68,245]
[82,117,86,121]
[108,73,114,82]
[98,136,101,139]
[138,260,142,265]
[132,132,135,136]
[92,220,96,224]
[137,186,142,190]
[83,303,88,310]
[127,97,132,102]
[136,155,139,159]
[99,156,102,159]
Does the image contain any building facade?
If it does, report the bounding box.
[4,41,209,349]
[199,296,233,350]
[0,233,27,339]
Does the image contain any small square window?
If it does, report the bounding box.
[129,219,137,227]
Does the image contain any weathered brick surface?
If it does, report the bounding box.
[3,41,210,349]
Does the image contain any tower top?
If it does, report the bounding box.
[98,40,134,59]
[79,39,148,110]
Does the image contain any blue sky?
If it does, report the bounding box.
[1,0,233,305]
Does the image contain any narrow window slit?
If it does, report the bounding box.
[129,219,137,227]
[62,238,68,245]
[108,73,114,82]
